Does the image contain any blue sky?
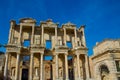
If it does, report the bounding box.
[0,0,120,56]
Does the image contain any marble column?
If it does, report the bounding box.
[55,54,59,80]
[18,24,22,44]
[8,21,15,43]
[15,53,20,80]
[31,24,35,45]
[40,54,43,80]
[65,54,69,80]
[41,25,44,46]
[55,27,58,46]
[4,53,9,80]
[74,27,77,47]
[77,54,81,79]
[85,55,90,79]
[8,26,12,43]
[82,30,86,47]
[29,53,34,80]
[63,28,66,46]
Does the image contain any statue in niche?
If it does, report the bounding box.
[100,65,109,80]
[59,67,63,77]
[80,66,83,77]
[102,75,109,80]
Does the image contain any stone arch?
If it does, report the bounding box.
[94,61,110,80]
[99,65,109,80]
[95,61,110,80]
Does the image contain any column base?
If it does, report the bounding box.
[76,77,83,80]
[86,78,94,80]
[56,78,60,80]
[56,78,69,80]
[65,78,69,80]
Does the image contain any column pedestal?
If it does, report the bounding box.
[76,78,83,80]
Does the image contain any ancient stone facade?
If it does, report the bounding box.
[4,18,91,80]
[4,18,120,80]
[90,39,120,80]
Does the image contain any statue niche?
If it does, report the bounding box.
[100,65,109,80]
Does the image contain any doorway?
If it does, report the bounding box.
[22,69,29,80]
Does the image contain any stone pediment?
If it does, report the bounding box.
[62,22,76,28]
[41,19,58,28]
[19,18,36,23]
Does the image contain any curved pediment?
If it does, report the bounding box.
[19,18,36,23]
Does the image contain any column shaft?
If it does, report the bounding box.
[11,29,15,44]
[55,27,58,46]
[15,54,20,80]
[65,54,69,80]
[85,55,90,79]
[82,30,86,47]
[55,54,59,79]
[64,28,66,46]
[4,53,9,80]
[18,24,22,44]
[8,26,12,43]
[29,53,34,80]
[41,25,44,45]
[74,28,77,47]
[77,54,81,78]
[40,54,43,80]
[31,25,35,45]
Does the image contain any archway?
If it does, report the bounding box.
[100,65,109,80]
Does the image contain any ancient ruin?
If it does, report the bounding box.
[4,18,90,80]
[90,39,120,80]
[3,18,120,80]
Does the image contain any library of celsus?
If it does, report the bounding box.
[3,18,120,80]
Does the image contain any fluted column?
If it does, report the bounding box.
[65,54,69,80]
[41,25,44,46]
[40,54,43,80]
[29,53,34,80]
[31,24,35,45]
[4,53,9,80]
[77,54,81,79]
[55,54,59,80]
[85,55,90,79]
[63,28,66,46]
[15,53,20,80]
